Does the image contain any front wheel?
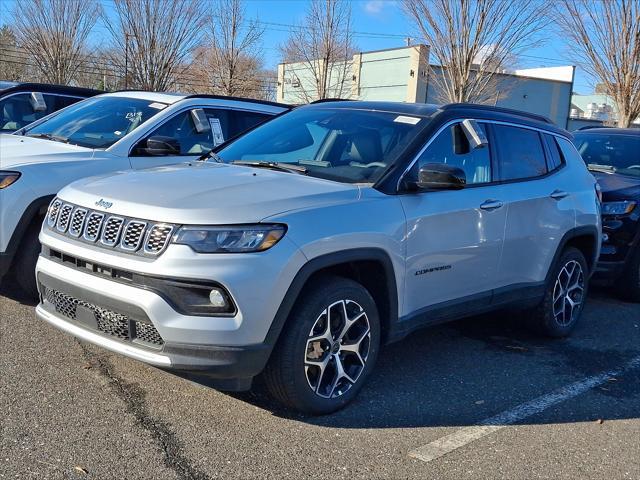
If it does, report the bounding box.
[527,247,588,337]
[263,275,380,415]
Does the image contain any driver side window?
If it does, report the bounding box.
[416,122,491,184]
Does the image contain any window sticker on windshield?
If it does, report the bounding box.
[209,118,225,146]
[394,115,421,125]
[126,111,142,123]
[149,102,167,110]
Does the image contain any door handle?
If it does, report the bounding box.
[480,199,504,211]
[550,190,569,200]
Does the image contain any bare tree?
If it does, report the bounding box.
[555,0,640,128]
[193,0,267,98]
[280,0,355,102]
[403,0,547,104]
[12,0,99,85]
[104,0,207,91]
[0,25,27,81]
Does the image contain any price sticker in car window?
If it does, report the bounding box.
[209,118,225,146]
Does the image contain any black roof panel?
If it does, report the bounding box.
[0,82,101,97]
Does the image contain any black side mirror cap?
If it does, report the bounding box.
[145,135,181,156]
[414,163,466,190]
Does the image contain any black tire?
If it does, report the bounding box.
[615,247,640,303]
[14,218,43,300]
[263,275,380,415]
[527,247,589,337]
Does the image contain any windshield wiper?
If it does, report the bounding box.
[26,132,70,144]
[231,160,308,175]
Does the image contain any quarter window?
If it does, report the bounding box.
[493,125,547,181]
[543,134,564,171]
[416,122,491,184]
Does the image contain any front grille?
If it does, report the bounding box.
[68,208,88,237]
[42,285,164,347]
[121,221,147,251]
[100,216,124,246]
[44,198,177,257]
[56,204,73,232]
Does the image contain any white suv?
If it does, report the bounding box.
[36,101,601,414]
[0,91,288,295]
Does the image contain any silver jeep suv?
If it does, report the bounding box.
[36,101,601,414]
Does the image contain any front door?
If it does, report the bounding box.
[400,121,506,316]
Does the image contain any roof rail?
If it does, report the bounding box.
[309,98,354,104]
[184,94,290,109]
[576,125,611,131]
[442,103,554,125]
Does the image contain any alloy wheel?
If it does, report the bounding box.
[304,299,371,399]
[552,260,585,326]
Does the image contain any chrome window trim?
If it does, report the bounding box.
[397,118,569,192]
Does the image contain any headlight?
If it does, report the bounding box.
[0,171,21,189]
[601,201,636,215]
[173,224,286,253]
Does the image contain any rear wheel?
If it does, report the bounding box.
[14,218,42,300]
[527,247,588,337]
[263,275,380,415]
[615,248,640,302]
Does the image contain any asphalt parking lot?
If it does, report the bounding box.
[1,277,639,480]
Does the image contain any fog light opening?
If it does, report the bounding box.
[209,288,227,308]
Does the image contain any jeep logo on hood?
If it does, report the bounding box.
[95,198,113,209]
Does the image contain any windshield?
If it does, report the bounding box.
[215,107,429,184]
[573,132,640,178]
[22,96,167,149]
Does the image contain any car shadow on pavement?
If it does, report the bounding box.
[199,287,640,428]
[0,273,38,307]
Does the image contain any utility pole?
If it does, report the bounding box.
[124,32,132,89]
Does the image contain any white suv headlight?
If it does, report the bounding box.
[173,224,286,253]
[0,171,21,189]
[601,201,636,215]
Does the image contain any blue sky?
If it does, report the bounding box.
[0,0,593,93]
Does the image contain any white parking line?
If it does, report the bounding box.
[409,355,640,463]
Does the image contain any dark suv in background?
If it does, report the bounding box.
[574,128,640,301]
[0,82,100,133]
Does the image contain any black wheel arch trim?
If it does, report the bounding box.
[264,248,399,351]
[2,194,54,269]
[548,225,600,280]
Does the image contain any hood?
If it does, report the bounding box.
[59,162,361,224]
[0,134,93,168]
[592,170,640,202]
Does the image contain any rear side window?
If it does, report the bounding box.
[494,125,547,181]
[543,134,564,171]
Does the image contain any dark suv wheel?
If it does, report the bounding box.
[527,247,588,337]
[263,275,380,415]
[14,219,42,300]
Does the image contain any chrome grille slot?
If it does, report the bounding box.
[100,216,124,246]
[55,204,73,232]
[83,212,104,242]
[144,224,174,255]
[120,220,147,251]
[47,199,62,227]
[68,208,88,237]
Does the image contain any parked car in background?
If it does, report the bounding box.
[0,81,99,133]
[574,128,640,301]
[0,91,289,296]
[36,101,600,414]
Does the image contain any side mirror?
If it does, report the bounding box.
[415,163,466,190]
[30,92,47,112]
[461,119,488,150]
[145,135,181,156]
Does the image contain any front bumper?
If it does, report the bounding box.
[0,252,11,278]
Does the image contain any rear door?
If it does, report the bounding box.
[128,107,272,169]
[489,124,575,291]
[400,121,506,315]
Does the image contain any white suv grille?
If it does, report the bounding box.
[45,198,176,256]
